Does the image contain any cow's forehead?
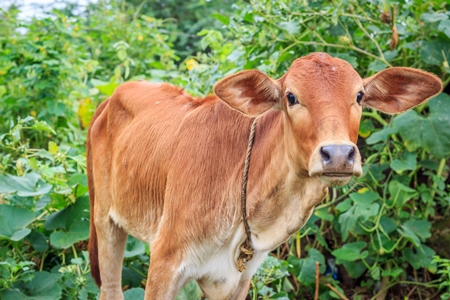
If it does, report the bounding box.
[283,53,362,91]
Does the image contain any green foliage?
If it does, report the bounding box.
[433,256,450,299]
[251,256,291,299]
[0,0,449,299]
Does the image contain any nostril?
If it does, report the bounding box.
[320,147,331,162]
[348,147,356,162]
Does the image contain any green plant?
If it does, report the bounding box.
[251,256,291,299]
[432,256,450,299]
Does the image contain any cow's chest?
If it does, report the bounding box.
[185,180,327,297]
[248,179,328,252]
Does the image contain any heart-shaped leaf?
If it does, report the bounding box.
[0,205,34,241]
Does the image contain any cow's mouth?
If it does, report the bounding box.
[317,173,354,187]
[322,172,353,177]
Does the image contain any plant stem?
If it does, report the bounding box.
[40,250,47,271]
[362,110,388,126]
[431,158,447,198]
[72,245,82,276]
[326,283,348,300]
[296,230,301,258]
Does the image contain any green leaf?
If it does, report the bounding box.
[333,53,358,68]
[30,121,56,135]
[420,12,448,23]
[35,150,54,162]
[400,219,431,245]
[176,281,203,300]
[11,229,32,241]
[368,60,387,72]
[388,180,418,207]
[0,175,19,194]
[124,236,146,258]
[0,85,6,98]
[279,21,300,35]
[384,50,398,61]
[44,196,89,231]
[27,231,49,252]
[349,191,379,204]
[1,271,62,300]
[298,249,325,285]
[288,249,325,286]
[335,198,352,212]
[36,194,51,211]
[420,41,450,66]
[341,260,367,278]
[0,205,34,241]
[394,93,450,159]
[332,241,368,262]
[117,49,127,61]
[366,126,398,145]
[381,268,404,279]
[403,245,436,270]
[379,216,397,235]
[0,173,52,197]
[211,13,230,26]
[122,263,146,287]
[314,207,334,221]
[358,119,375,138]
[370,266,380,280]
[49,220,89,249]
[390,151,417,174]
[91,79,119,96]
[339,190,380,240]
[438,19,450,39]
[227,50,245,62]
[124,288,145,300]
[338,206,357,241]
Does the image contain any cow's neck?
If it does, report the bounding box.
[244,110,328,251]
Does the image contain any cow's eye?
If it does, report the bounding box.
[286,92,299,106]
[356,91,364,105]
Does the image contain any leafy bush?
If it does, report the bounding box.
[0,0,449,299]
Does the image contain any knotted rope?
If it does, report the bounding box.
[236,117,258,272]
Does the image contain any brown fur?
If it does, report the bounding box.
[87,99,109,287]
[87,53,442,300]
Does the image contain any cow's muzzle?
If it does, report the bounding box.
[309,142,362,186]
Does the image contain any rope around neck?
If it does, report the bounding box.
[236,117,258,272]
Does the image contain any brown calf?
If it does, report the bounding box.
[87,53,442,299]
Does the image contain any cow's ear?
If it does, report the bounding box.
[362,67,442,114]
[214,70,281,116]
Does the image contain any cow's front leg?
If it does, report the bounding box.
[230,279,251,300]
[144,239,187,300]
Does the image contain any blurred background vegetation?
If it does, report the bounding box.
[0,0,449,299]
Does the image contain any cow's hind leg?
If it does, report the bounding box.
[96,216,128,300]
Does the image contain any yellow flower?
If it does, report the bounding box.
[186,59,199,71]
[138,35,143,41]
[357,187,369,194]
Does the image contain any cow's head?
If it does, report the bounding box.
[214,53,442,186]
